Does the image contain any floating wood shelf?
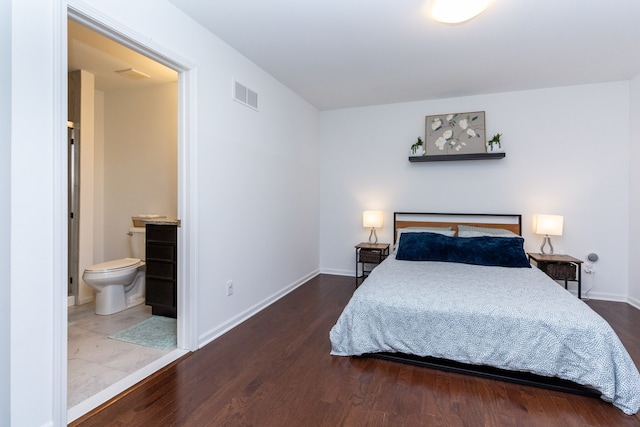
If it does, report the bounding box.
[409,152,505,162]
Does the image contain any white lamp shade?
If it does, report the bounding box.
[430,0,492,24]
[363,211,383,229]
[533,214,564,236]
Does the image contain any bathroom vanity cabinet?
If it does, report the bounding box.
[145,223,177,318]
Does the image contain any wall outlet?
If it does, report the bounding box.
[226,280,234,296]
[584,263,594,274]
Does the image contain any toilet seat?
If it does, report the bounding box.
[85,257,142,273]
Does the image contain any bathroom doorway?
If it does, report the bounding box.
[67,19,179,307]
[66,16,183,417]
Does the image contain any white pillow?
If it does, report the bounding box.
[457,224,519,238]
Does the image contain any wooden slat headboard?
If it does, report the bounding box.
[394,212,522,242]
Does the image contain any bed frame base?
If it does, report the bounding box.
[367,352,601,398]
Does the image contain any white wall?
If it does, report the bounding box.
[196,58,321,343]
[629,73,640,307]
[320,82,630,301]
[0,0,11,423]
[10,0,61,424]
[102,83,178,261]
[9,0,320,424]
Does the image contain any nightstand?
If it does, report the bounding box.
[355,242,390,286]
[528,253,583,299]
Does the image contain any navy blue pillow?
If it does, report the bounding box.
[395,232,531,268]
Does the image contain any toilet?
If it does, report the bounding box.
[82,227,146,315]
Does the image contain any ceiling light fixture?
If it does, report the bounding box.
[430,0,492,24]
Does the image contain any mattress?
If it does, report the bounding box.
[329,255,640,414]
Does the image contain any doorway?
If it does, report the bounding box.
[65,7,198,422]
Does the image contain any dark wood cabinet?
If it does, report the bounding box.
[145,223,177,318]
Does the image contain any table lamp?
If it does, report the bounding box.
[533,214,563,255]
[363,211,383,244]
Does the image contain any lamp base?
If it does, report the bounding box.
[368,228,378,244]
[540,235,554,255]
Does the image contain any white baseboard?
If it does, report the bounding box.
[198,270,319,349]
[78,295,93,305]
[627,295,640,310]
[68,295,94,307]
[581,291,628,302]
[319,268,352,276]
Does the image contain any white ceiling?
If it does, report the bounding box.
[168,0,640,110]
[68,20,177,92]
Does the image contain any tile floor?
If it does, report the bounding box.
[67,303,174,408]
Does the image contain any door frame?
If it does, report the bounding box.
[59,1,199,422]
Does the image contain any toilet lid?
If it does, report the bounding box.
[85,257,141,273]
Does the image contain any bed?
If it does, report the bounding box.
[330,212,640,415]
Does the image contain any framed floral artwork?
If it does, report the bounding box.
[425,111,486,156]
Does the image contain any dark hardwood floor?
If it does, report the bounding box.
[71,274,640,426]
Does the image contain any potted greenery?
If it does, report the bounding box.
[487,133,502,152]
[410,137,424,156]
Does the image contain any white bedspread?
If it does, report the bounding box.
[330,256,640,414]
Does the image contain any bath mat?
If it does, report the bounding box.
[108,316,176,350]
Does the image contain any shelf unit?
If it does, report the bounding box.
[409,152,505,162]
[145,223,177,318]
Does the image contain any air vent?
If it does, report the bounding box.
[233,80,258,110]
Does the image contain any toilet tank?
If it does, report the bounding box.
[129,227,146,260]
